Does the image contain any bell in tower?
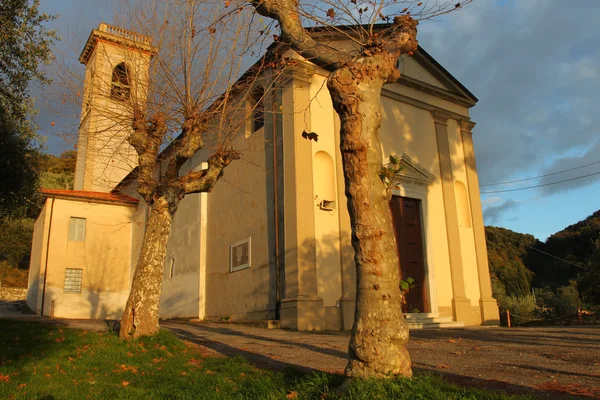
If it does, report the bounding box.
[74,23,157,192]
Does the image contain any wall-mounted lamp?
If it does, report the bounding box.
[319,199,336,211]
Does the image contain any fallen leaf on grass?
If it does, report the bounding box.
[0,373,10,382]
[205,370,216,375]
[122,380,130,387]
[448,339,456,343]
[286,391,298,399]
[180,372,187,376]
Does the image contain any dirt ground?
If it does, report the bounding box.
[163,321,600,399]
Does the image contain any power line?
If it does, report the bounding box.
[489,229,588,271]
[481,160,600,187]
[480,170,600,194]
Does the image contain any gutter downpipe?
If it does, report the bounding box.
[40,196,56,317]
[272,89,281,320]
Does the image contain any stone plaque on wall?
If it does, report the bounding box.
[230,237,251,272]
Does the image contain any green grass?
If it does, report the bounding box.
[0,320,531,399]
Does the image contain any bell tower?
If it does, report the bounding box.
[74,23,157,192]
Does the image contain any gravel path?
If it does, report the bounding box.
[163,321,600,399]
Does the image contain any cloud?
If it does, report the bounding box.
[418,0,600,185]
[537,140,600,195]
[483,199,519,225]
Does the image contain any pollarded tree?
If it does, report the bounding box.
[247,0,471,378]
[116,1,287,338]
[55,0,282,338]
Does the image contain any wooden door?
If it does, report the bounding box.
[390,196,429,313]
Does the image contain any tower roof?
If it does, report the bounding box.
[79,23,158,65]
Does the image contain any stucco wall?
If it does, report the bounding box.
[202,127,275,321]
[38,198,135,319]
[160,193,202,319]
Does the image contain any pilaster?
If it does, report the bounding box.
[279,63,325,330]
[460,120,500,325]
[432,111,471,323]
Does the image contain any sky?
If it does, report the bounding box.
[33,0,600,241]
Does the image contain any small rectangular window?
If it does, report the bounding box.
[245,89,265,138]
[68,217,86,241]
[64,268,83,293]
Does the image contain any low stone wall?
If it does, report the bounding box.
[0,287,27,301]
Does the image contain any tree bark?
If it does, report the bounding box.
[328,61,411,378]
[120,197,173,339]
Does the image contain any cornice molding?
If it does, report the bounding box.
[432,110,451,125]
[459,119,476,134]
[79,23,158,65]
[279,61,316,85]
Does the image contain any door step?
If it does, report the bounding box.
[403,313,465,329]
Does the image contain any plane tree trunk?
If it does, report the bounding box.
[328,58,411,378]
[119,196,174,339]
[119,138,239,339]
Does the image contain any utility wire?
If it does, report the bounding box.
[481,160,600,187]
[489,229,588,271]
[480,170,600,194]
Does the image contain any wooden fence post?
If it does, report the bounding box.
[506,310,511,328]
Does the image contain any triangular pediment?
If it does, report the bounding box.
[306,25,478,107]
[385,154,437,187]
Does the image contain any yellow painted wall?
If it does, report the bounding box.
[201,127,275,321]
[160,193,202,318]
[39,198,135,319]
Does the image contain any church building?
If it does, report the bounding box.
[26,23,499,330]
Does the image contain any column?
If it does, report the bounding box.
[432,111,472,322]
[460,120,500,325]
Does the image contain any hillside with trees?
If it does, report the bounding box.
[485,210,600,324]
[0,150,76,288]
